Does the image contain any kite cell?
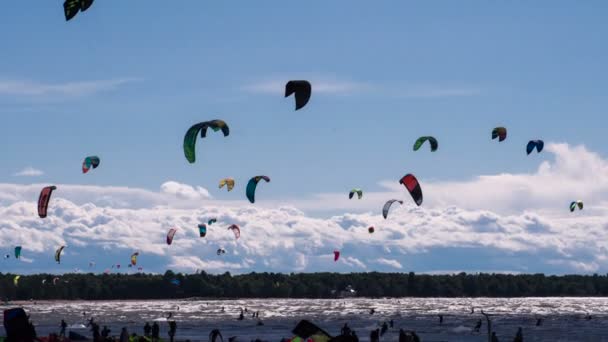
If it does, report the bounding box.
[63,0,94,21]
[14,246,21,259]
[166,228,177,245]
[413,136,438,152]
[246,176,270,203]
[570,200,584,212]
[183,120,230,163]
[399,174,423,206]
[199,224,207,238]
[228,224,240,240]
[349,189,363,200]
[526,140,544,155]
[285,80,312,110]
[334,251,340,262]
[219,178,235,191]
[82,156,100,173]
[38,186,57,218]
[131,252,139,266]
[382,199,403,219]
[492,127,507,142]
[55,246,65,264]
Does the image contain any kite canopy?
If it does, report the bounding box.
[246,176,270,203]
[219,178,235,191]
[13,275,20,287]
[368,226,375,234]
[492,127,507,142]
[183,120,230,163]
[14,246,21,259]
[333,251,340,262]
[285,80,312,110]
[570,200,584,212]
[228,224,240,239]
[413,136,438,152]
[198,224,207,237]
[130,252,139,266]
[349,189,363,200]
[38,186,57,218]
[526,140,544,155]
[399,174,423,206]
[382,199,403,219]
[55,246,65,264]
[166,228,177,245]
[63,0,94,21]
[82,156,100,173]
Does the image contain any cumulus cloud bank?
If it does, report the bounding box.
[2,144,608,275]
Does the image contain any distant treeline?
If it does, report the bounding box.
[2,271,608,300]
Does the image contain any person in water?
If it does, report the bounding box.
[351,331,359,342]
[473,319,482,333]
[210,329,224,342]
[389,319,394,328]
[369,308,376,315]
[536,317,542,326]
[101,326,111,339]
[513,327,523,342]
[341,323,352,336]
[491,332,499,342]
[152,322,160,341]
[144,322,151,337]
[59,320,67,337]
[380,322,388,336]
[120,327,129,342]
[238,310,244,321]
[370,328,380,342]
[439,314,444,325]
[168,320,177,342]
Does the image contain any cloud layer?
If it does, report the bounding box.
[2,144,608,275]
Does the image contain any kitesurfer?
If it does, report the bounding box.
[341,323,352,336]
[473,319,482,333]
[536,318,542,326]
[351,331,359,342]
[59,320,67,337]
[370,308,376,315]
[210,329,224,342]
[152,322,160,340]
[144,322,151,337]
[238,309,244,320]
[585,313,592,320]
[120,327,129,342]
[513,327,523,342]
[491,332,499,342]
[168,320,177,342]
[380,322,388,336]
[439,314,444,324]
[370,328,380,342]
[389,319,394,328]
[102,326,111,339]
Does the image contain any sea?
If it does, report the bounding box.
[4,297,608,342]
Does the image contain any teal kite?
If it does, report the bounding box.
[349,189,363,200]
[183,120,230,163]
[82,156,100,174]
[413,136,438,152]
[14,246,21,259]
[246,176,270,203]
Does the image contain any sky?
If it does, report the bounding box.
[1,1,608,275]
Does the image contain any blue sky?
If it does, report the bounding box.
[1,2,608,275]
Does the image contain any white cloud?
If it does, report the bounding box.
[1,143,608,275]
[0,78,138,98]
[375,258,403,269]
[14,167,44,177]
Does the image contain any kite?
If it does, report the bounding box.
[228,224,240,239]
[63,0,94,22]
[55,246,65,264]
[82,156,100,173]
[285,80,312,110]
[526,140,544,155]
[382,199,403,219]
[349,189,363,200]
[368,226,375,234]
[131,252,139,266]
[198,224,207,238]
[219,178,235,191]
[166,228,177,245]
[334,251,340,262]
[14,246,21,259]
[246,176,270,203]
[13,275,20,287]
[570,200,584,212]
[491,127,507,142]
[399,174,423,206]
[217,248,226,256]
[413,136,438,152]
[183,120,230,163]
[38,186,57,218]
[208,218,217,225]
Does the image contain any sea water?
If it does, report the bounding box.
[4,297,608,341]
